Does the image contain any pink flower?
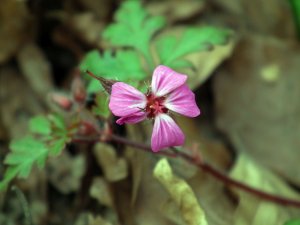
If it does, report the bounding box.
[109,65,200,152]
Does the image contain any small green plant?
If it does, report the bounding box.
[0,0,230,190]
[80,0,230,92]
[0,113,76,190]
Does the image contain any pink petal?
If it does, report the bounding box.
[151,65,187,97]
[164,84,200,117]
[151,114,184,152]
[109,82,146,117]
[116,111,147,125]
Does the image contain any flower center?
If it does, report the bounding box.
[145,93,168,118]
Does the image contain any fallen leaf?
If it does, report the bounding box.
[89,177,113,208]
[147,0,205,23]
[75,213,114,225]
[17,43,53,97]
[229,153,300,225]
[47,151,86,194]
[0,0,34,63]
[186,42,234,89]
[214,34,300,185]
[67,13,104,47]
[210,0,295,38]
[153,158,209,225]
[0,67,43,138]
[76,0,112,20]
[93,143,128,182]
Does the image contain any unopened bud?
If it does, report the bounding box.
[86,70,117,94]
[49,93,73,110]
[71,74,86,103]
[78,121,96,136]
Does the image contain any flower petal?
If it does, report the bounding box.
[109,82,146,117]
[151,114,184,152]
[164,84,200,117]
[151,65,187,97]
[116,111,147,125]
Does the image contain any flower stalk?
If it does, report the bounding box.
[72,133,300,208]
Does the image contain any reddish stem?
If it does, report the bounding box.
[73,134,300,208]
[85,70,102,81]
[175,151,300,207]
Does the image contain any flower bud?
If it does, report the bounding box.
[49,93,73,111]
[71,75,86,103]
[86,70,116,94]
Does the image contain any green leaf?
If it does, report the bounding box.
[87,79,104,93]
[103,0,165,58]
[47,114,70,156]
[0,167,18,190]
[48,114,66,132]
[80,50,146,89]
[155,26,231,68]
[284,219,300,225]
[0,137,48,190]
[49,137,68,156]
[92,93,111,119]
[29,115,51,135]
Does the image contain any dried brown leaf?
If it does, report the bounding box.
[147,0,205,23]
[229,153,300,225]
[0,0,34,63]
[17,43,53,97]
[210,0,295,38]
[213,34,300,185]
[47,151,86,194]
[0,67,43,138]
[68,13,104,47]
[93,143,128,182]
[89,177,113,208]
[153,158,208,225]
[75,213,113,225]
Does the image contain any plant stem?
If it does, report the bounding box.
[73,134,300,207]
[109,134,300,208]
[11,186,33,225]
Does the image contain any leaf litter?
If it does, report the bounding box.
[0,0,300,225]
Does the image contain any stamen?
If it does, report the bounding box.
[145,92,168,118]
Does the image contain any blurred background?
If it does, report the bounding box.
[0,0,300,225]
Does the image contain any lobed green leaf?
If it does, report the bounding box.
[92,93,111,119]
[48,114,66,132]
[0,137,48,190]
[80,50,146,93]
[103,0,165,57]
[0,113,71,190]
[49,137,68,156]
[29,115,51,135]
[155,26,231,68]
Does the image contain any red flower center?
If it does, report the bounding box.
[145,93,168,118]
